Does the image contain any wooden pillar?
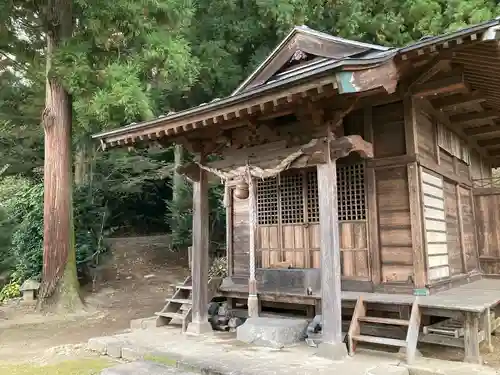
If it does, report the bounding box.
[247,176,259,317]
[408,163,426,289]
[186,158,212,335]
[464,312,482,364]
[316,160,347,359]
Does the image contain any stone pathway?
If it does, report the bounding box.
[88,326,498,375]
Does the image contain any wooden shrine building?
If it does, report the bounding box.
[94,19,500,363]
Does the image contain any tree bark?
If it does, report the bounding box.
[75,141,91,186]
[38,0,83,312]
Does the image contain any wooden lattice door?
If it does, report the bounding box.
[256,169,320,269]
[256,163,368,276]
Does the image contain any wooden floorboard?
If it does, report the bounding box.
[219,277,500,313]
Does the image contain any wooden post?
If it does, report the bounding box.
[464,312,482,364]
[408,163,427,289]
[364,106,381,285]
[247,175,259,317]
[186,156,212,335]
[316,159,347,359]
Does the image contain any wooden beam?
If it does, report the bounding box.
[186,155,212,335]
[432,91,486,111]
[335,60,399,94]
[411,59,452,88]
[450,110,500,128]
[412,74,468,99]
[478,137,500,147]
[464,124,500,138]
[317,159,347,358]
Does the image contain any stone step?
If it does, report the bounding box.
[176,285,192,290]
[155,312,185,320]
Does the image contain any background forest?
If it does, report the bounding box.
[0,0,499,299]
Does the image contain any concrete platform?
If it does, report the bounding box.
[101,361,198,375]
[86,327,499,375]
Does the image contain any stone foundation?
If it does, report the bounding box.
[237,317,308,349]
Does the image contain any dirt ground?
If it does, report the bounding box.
[1,241,500,369]
[0,239,190,366]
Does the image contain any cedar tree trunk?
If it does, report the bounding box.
[38,0,83,312]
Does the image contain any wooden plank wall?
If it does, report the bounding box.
[421,169,450,281]
[413,100,483,287]
[475,193,500,274]
[231,191,250,277]
[370,102,415,284]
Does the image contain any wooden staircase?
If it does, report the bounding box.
[155,276,222,332]
[347,296,421,364]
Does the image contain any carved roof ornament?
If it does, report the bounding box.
[290,49,308,62]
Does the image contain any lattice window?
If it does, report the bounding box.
[307,170,319,223]
[256,164,366,224]
[257,177,278,225]
[280,174,304,224]
[337,164,366,221]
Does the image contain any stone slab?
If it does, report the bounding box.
[100,361,197,375]
[236,317,308,349]
[88,336,121,355]
[130,317,159,330]
[88,327,498,375]
[366,365,409,375]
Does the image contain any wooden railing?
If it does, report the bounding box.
[472,176,500,189]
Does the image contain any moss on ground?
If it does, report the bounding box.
[144,354,177,367]
[0,358,113,375]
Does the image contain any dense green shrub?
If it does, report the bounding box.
[165,179,226,254]
[6,182,110,282]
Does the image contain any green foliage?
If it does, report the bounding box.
[5,182,109,282]
[165,179,226,252]
[209,257,228,279]
[0,280,20,302]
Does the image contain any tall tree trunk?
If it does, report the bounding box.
[172,144,184,243]
[38,0,82,312]
[173,144,184,203]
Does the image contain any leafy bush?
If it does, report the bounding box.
[208,256,227,279]
[6,182,110,282]
[165,179,226,254]
[0,280,20,302]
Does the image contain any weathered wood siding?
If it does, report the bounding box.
[376,166,413,282]
[372,102,406,158]
[459,187,479,272]
[231,192,250,277]
[443,180,462,275]
[421,169,450,281]
[475,193,500,274]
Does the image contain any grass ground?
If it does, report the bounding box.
[0,358,114,375]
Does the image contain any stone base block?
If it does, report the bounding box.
[100,361,196,375]
[88,336,132,358]
[236,317,308,349]
[88,336,121,355]
[130,317,160,330]
[185,320,213,336]
[316,341,347,361]
[366,365,409,375]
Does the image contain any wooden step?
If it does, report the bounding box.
[166,298,192,305]
[358,316,409,326]
[352,335,407,348]
[176,285,192,290]
[155,312,185,320]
